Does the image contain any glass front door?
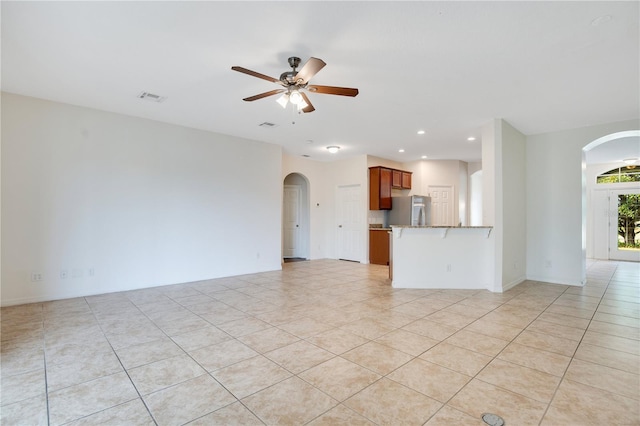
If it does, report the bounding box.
[610,189,640,262]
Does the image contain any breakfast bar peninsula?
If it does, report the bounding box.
[390,225,495,290]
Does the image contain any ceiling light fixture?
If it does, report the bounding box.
[276,89,308,110]
[417,130,425,135]
[622,157,639,164]
[399,149,405,153]
[467,137,476,141]
[421,155,428,159]
[276,93,289,108]
[327,146,340,154]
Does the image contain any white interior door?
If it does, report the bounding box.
[336,184,363,262]
[609,188,640,262]
[428,185,454,226]
[283,185,301,258]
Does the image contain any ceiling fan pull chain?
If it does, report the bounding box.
[291,102,296,125]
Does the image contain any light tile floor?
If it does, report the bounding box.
[1,259,638,425]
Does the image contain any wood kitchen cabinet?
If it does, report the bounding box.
[369,229,390,265]
[369,166,392,210]
[370,166,412,210]
[401,171,412,189]
[392,170,402,188]
[393,170,412,189]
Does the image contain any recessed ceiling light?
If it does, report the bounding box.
[467,137,476,141]
[327,146,340,154]
[421,155,428,159]
[399,149,405,153]
[417,130,425,135]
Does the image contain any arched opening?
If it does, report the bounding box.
[583,131,640,265]
[283,172,310,262]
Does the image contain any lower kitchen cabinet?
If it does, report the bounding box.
[369,229,390,265]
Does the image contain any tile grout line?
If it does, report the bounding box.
[536,260,620,425]
[41,303,51,426]
[84,295,160,426]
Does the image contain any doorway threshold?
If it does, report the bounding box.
[283,257,308,263]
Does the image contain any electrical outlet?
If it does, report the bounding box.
[31,272,43,282]
[88,268,95,277]
[446,264,452,272]
[60,270,69,279]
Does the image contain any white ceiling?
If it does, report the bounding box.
[2,1,638,163]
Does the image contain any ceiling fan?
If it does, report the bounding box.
[231,56,359,113]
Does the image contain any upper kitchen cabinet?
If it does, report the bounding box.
[369,166,412,210]
[392,170,412,189]
[392,170,402,188]
[369,166,392,210]
[401,171,411,189]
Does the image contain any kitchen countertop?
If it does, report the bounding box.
[369,227,392,231]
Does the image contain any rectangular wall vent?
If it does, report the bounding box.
[138,92,166,103]
[259,122,277,128]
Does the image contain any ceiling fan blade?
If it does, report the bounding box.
[232,66,281,84]
[295,57,326,84]
[307,85,359,97]
[300,92,315,113]
[243,89,285,102]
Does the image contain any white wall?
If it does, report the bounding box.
[501,121,527,289]
[482,120,500,291]
[469,170,483,226]
[1,93,283,306]
[526,119,640,286]
[458,161,469,226]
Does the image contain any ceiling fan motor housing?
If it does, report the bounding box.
[287,56,301,69]
[280,57,303,85]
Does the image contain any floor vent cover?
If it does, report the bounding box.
[482,413,505,426]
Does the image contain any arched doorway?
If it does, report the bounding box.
[583,131,640,264]
[283,173,310,262]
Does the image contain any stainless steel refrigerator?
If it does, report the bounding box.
[388,195,431,226]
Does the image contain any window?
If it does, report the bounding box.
[596,166,640,184]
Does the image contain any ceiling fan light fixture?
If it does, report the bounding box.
[327,146,340,154]
[297,99,309,111]
[276,93,289,108]
[289,90,303,105]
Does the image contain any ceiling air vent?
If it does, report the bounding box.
[259,122,278,128]
[137,92,166,103]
